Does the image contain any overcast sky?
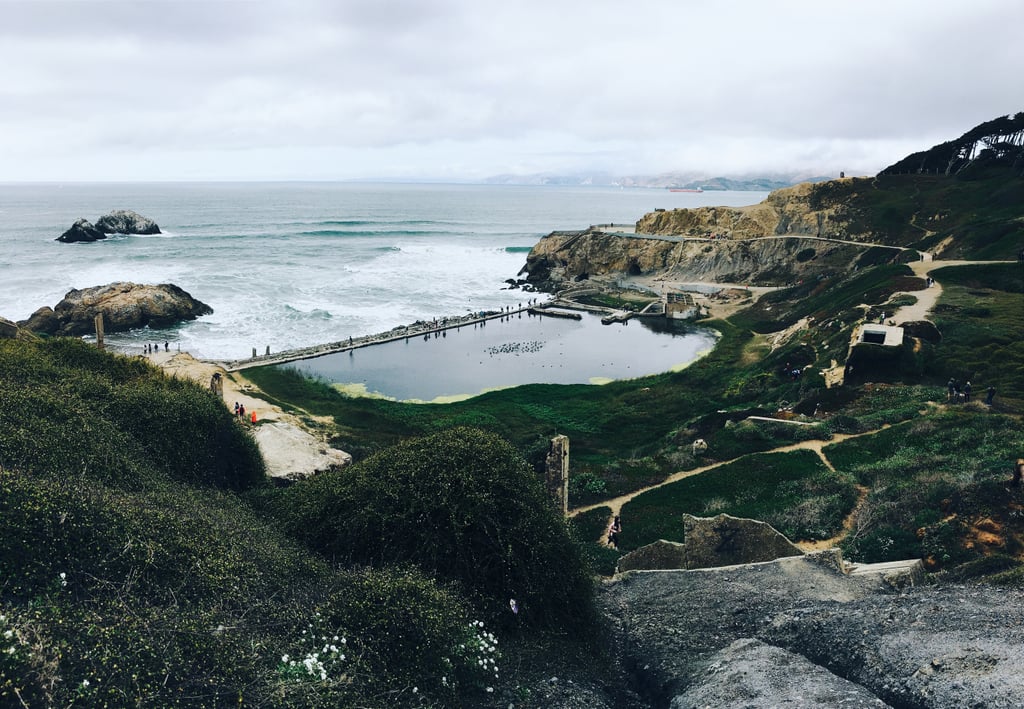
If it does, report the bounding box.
[2,0,1021,182]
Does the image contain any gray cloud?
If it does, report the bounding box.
[1,0,1021,180]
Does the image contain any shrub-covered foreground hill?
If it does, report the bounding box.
[0,339,600,707]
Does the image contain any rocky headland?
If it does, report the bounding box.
[56,209,161,242]
[600,555,1024,709]
[520,228,907,293]
[18,282,212,336]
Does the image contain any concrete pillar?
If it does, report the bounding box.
[545,435,570,517]
[94,313,104,349]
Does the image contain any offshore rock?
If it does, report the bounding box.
[56,218,108,243]
[23,282,213,336]
[95,209,161,235]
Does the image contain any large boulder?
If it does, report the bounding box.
[95,209,161,235]
[56,218,107,243]
[616,515,805,573]
[17,307,60,335]
[32,282,213,336]
[681,513,804,569]
[0,316,19,340]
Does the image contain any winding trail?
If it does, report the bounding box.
[569,426,891,541]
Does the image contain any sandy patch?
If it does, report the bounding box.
[146,350,350,481]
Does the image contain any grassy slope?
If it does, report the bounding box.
[249,254,1024,578]
[0,340,546,707]
[809,171,1024,259]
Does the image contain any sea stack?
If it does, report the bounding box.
[56,210,161,242]
[18,282,213,336]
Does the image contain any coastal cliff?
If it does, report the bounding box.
[636,181,865,240]
[520,228,903,290]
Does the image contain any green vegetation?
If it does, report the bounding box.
[827,412,1024,565]
[0,340,587,706]
[620,450,857,551]
[262,427,595,631]
[3,123,1023,702]
[923,263,1024,404]
[0,338,264,491]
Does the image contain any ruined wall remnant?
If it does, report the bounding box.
[545,434,569,516]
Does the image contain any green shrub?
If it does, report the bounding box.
[0,338,264,491]
[271,427,595,631]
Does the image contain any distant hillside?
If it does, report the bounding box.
[626,113,1024,260]
[483,171,832,191]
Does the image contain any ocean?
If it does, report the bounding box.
[0,182,766,366]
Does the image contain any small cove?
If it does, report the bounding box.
[281,311,718,402]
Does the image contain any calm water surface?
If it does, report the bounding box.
[284,311,717,401]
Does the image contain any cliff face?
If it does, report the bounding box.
[521,229,887,290]
[636,181,869,241]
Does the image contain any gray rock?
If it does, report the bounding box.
[617,516,805,574]
[56,218,107,243]
[95,209,161,235]
[617,539,687,573]
[681,513,804,569]
[600,554,1024,709]
[670,638,891,708]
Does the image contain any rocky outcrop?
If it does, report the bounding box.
[56,210,161,242]
[18,307,60,335]
[671,638,892,708]
[57,218,108,243]
[0,316,19,340]
[254,421,352,483]
[18,283,213,336]
[617,514,805,573]
[600,554,1024,708]
[681,513,804,568]
[521,229,887,290]
[95,209,161,235]
[635,181,864,240]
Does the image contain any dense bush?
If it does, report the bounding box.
[0,468,506,707]
[270,427,595,630]
[0,338,264,491]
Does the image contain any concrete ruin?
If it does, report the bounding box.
[616,513,804,572]
[545,434,570,516]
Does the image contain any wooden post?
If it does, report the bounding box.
[545,435,570,517]
[94,313,104,349]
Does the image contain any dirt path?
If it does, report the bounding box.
[570,427,890,548]
[147,350,350,480]
[795,484,870,553]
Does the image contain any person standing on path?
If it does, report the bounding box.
[607,515,622,549]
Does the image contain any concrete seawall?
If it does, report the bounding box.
[211,304,538,372]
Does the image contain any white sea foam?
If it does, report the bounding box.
[0,182,766,359]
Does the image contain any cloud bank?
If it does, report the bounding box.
[2,0,1021,181]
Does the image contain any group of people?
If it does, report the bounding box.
[144,341,169,354]
[233,401,257,424]
[946,378,996,405]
